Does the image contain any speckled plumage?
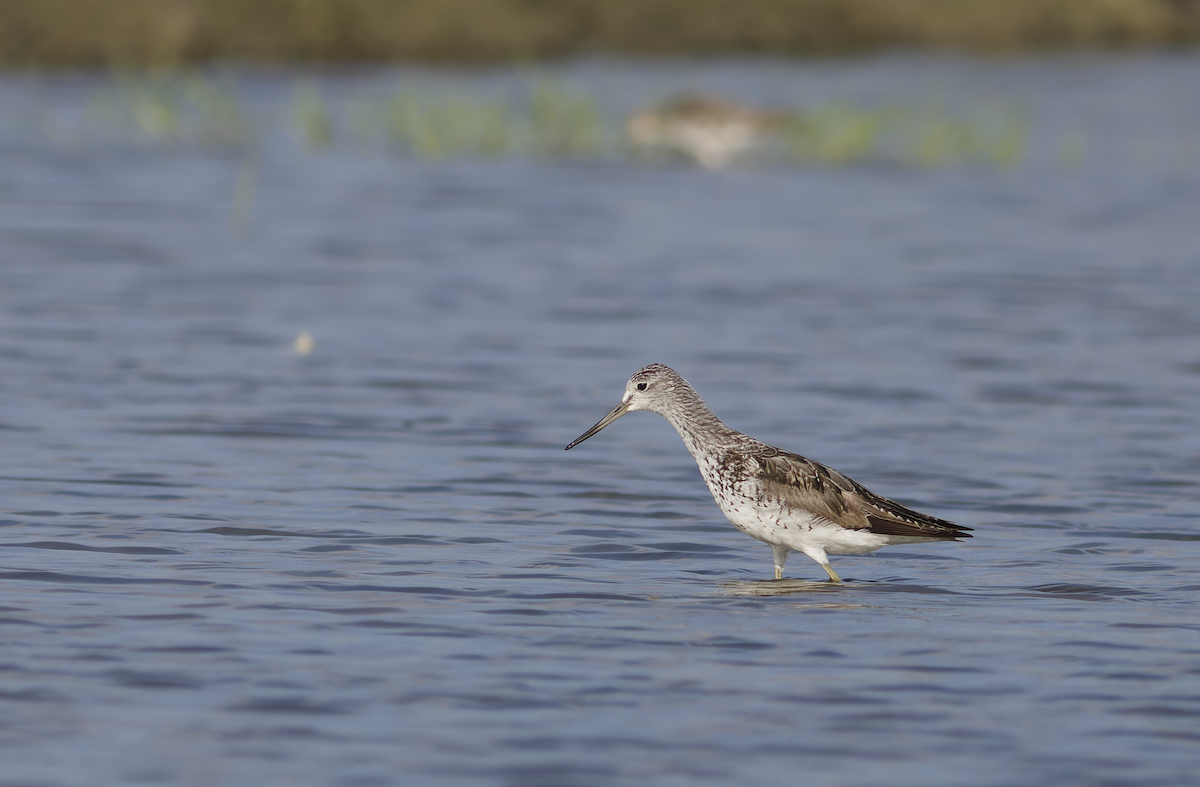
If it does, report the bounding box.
[565,364,971,582]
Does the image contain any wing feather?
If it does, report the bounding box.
[748,447,971,540]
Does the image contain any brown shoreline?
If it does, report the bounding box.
[2,0,1199,67]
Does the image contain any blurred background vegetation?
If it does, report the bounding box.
[2,0,1199,66]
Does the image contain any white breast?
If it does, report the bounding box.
[695,456,895,557]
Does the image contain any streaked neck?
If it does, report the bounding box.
[657,388,742,457]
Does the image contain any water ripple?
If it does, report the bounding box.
[2,56,1200,787]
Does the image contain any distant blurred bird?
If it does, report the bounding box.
[293,331,314,356]
[625,93,794,169]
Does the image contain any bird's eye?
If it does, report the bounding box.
[636,382,647,391]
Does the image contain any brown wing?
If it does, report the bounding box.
[748,449,871,529]
[749,447,972,540]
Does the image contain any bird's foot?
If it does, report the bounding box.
[821,563,843,584]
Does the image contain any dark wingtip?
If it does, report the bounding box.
[866,513,973,540]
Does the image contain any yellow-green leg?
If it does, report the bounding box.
[820,562,843,583]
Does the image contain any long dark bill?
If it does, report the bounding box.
[564,401,629,450]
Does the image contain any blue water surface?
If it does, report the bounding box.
[1,54,1199,786]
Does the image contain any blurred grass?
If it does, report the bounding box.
[72,69,1031,169]
[85,69,249,144]
[1,0,1198,66]
[358,91,514,158]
